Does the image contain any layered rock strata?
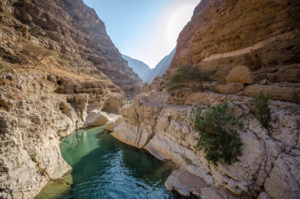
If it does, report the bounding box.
[0,0,142,97]
[0,0,142,198]
[113,0,300,198]
[166,0,300,103]
[0,73,125,198]
[111,91,300,199]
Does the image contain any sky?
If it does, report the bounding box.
[83,0,200,68]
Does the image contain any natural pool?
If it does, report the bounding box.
[36,126,189,199]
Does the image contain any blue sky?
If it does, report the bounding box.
[83,0,200,68]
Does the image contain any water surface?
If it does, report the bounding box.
[36,126,188,199]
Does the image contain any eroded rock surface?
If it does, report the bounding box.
[164,0,300,103]
[111,92,300,199]
[0,74,125,199]
[0,0,142,97]
[0,1,141,197]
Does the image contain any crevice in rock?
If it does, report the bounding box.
[141,130,156,149]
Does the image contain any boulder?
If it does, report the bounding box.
[215,83,244,94]
[84,110,110,127]
[102,93,125,114]
[270,64,300,82]
[165,170,206,197]
[226,66,253,84]
[165,170,228,199]
[257,192,271,199]
[243,84,296,102]
[105,114,122,132]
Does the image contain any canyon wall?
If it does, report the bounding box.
[0,74,125,199]
[112,0,300,198]
[122,54,151,82]
[0,0,142,97]
[144,49,176,83]
[0,0,139,198]
[167,0,300,103]
[112,90,300,199]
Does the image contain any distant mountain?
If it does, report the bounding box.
[144,49,176,82]
[122,54,151,82]
[123,48,176,83]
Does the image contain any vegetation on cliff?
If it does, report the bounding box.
[190,102,243,165]
[251,92,271,128]
[167,65,215,91]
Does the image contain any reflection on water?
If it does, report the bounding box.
[36,126,189,199]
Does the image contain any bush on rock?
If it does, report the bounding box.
[190,102,243,165]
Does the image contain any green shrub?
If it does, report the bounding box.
[190,102,243,165]
[167,65,215,92]
[75,65,86,72]
[0,65,14,73]
[251,92,270,128]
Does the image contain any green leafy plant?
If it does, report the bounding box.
[167,65,215,92]
[190,102,243,165]
[251,92,270,128]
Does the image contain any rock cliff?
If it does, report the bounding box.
[111,0,300,198]
[0,0,142,97]
[123,49,176,83]
[167,0,300,103]
[112,91,300,199]
[122,54,151,82]
[0,0,140,198]
[143,49,176,83]
[0,73,126,198]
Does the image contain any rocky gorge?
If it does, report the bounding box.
[0,0,299,199]
[0,0,139,198]
[111,0,300,198]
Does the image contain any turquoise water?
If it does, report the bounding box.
[36,126,188,199]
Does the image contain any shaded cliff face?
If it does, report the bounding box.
[0,0,142,97]
[122,49,175,83]
[168,0,300,85]
[0,0,141,198]
[122,54,151,82]
[144,49,176,83]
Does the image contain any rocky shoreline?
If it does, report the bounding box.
[110,91,300,199]
[0,73,125,198]
[1,0,299,198]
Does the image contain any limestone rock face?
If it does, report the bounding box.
[84,111,110,127]
[0,0,142,97]
[164,0,300,103]
[110,0,300,198]
[0,3,137,196]
[0,74,125,199]
[112,92,300,199]
[169,0,300,75]
[215,83,244,94]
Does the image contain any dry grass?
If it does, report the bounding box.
[21,43,54,66]
[1,40,112,85]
